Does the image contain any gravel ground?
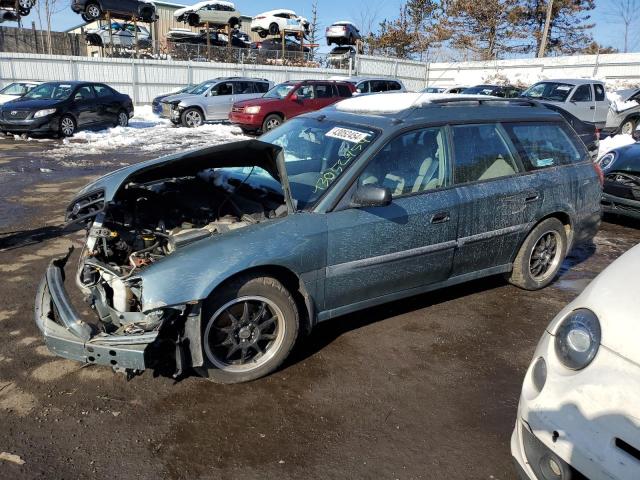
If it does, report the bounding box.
[0,131,639,480]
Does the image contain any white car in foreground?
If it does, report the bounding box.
[0,81,42,104]
[512,244,640,480]
[250,9,309,38]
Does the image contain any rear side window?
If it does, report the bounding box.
[93,84,114,97]
[571,85,592,102]
[336,84,352,97]
[504,122,585,169]
[593,84,605,101]
[451,123,522,183]
[255,82,269,93]
[370,81,388,93]
[315,84,333,98]
[234,81,254,94]
[387,81,402,91]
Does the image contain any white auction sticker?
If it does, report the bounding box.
[556,86,571,91]
[326,127,370,143]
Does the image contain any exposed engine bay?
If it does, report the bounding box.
[75,169,287,332]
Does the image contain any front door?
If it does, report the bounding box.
[325,126,459,310]
[287,84,315,118]
[565,84,595,123]
[205,81,234,120]
[449,123,539,276]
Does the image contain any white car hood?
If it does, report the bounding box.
[0,94,19,105]
[548,243,640,366]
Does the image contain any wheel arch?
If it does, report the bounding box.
[511,211,574,265]
[203,264,316,336]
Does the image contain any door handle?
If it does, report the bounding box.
[589,106,595,110]
[430,211,450,224]
[525,193,540,203]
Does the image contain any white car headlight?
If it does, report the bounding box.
[33,108,57,118]
[554,309,601,370]
[245,106,261,114]
[598,152,616,170]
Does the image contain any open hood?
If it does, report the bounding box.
[66,140,294,224]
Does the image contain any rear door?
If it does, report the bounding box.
[312,83,339,110]
[567,84,595,123]
[449,122,540,277]
[325,126,459,309]
[92,84,119,126]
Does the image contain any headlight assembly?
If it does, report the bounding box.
[34,108,57,118]
[598,152,616,171]
[245,106,261,114]
[554,309,601,370]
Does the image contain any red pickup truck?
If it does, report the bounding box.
[229,80,355,133]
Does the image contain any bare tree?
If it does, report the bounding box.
[35,0,69,54]
[308,0,320,56]
[607,0,639,53]
[350,0,383,53]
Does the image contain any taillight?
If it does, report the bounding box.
[593,161,604,187]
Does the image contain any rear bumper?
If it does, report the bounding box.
[601,192,640,219]
[34,256,156,371]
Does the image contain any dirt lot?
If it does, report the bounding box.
[1,134,639,480]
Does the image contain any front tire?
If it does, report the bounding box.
[181,107,203,128]
[262,113,282,132]
[258,30,268,39]
[509,218,567,290]
[268,22,279,35]
[59,115,76,137]
[187,13,200,27]
[198,275,299,384]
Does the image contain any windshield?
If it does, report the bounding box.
[264,83,295,99]
[0,83,35,95]
[190,82,215,95]
[259,117,378,208]
[462,86,498,95]
[522,82,575,102]
[180,84,197,94]
[23,83,74,100]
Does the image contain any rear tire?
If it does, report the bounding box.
[620,118,637,135]
[84,2,102,20]
[258,31,268,39]
[509,218,567,290]
[139,6,155,22]
[59,115,76,137]
[196,275,299,384]
[262,113,282,132]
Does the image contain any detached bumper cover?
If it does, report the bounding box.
[34,257,156,371]
[602,191,640,219]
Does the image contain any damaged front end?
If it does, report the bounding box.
[34,140,292,377]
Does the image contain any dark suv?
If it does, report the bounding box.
[35,95,602,384]
[71,0,157,22]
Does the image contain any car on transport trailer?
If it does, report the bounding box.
[35,93,602,384]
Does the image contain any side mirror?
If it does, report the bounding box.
[350,185,392,208]
[291,93,299,101]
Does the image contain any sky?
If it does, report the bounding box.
[41,0,636,55]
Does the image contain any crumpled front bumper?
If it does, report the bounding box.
[34,256,157,371]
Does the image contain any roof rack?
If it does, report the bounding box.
[427,97,540,107]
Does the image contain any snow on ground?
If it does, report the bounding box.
[598,133,635,158]
[49,105,247,162]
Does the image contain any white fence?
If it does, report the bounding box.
[2,51,640,103]
[0,52,350,104]
[357,53,640,91]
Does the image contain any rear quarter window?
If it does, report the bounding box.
[504,122,587,170]
[255,82,270,93]
[336,84,352,97]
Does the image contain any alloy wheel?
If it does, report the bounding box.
[86,4,100,19]
[204,296,285,373]
[265,118,281,130]
[621,120,635,135]
[528,231,561,281]
[118,112,128,127]
[184,110,202,127]
[60,117,75,136]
